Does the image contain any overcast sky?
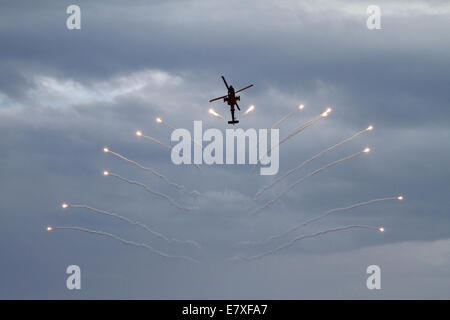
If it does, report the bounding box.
[1,0,450,299]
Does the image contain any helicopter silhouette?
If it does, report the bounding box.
[209,76,253,124]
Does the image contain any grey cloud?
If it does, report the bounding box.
[0,0,449,299]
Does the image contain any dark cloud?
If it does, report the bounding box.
[0,0,449,298]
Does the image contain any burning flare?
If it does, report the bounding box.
[244,105,255,115]
[322,107,332,117]
[208,108,223,118]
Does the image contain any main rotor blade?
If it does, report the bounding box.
[221,76,229,89]
[235,84,253,94]
[209,95,227,102]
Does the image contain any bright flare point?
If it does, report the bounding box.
[103,147,109,153]
[103,171,109,176]
[156,117,162,123]
[364,147,371,153]
[46,226,53,231]
[136,130,142,136]
[398,195,404,200]
[367,125,373,131]
[322,108,332,117]
[299,104,304,110]
[61,203,68,209]
[378,227,385,232]
[241,105,256,118]
[247,105,255,112]
[208,108,222,118]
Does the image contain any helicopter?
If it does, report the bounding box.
[209,76,253,124]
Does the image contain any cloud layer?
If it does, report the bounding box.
[0,0,449,298]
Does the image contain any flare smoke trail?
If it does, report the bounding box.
[47,226,199,263]
[137,130,201,172]
[277,108,331,148]
[271,104,304,129]
[136,131,172,150]
[189,190,203,199]
[156,117,176,131]
[103,148,185,191]
[62,204,201,249]
[157,117,202,149]
[250,148,370,215]
[233,225,383,261]
[103,171,194,212]
[242,195,401,246]
[255,126,373,198]
[254,108,331,170]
